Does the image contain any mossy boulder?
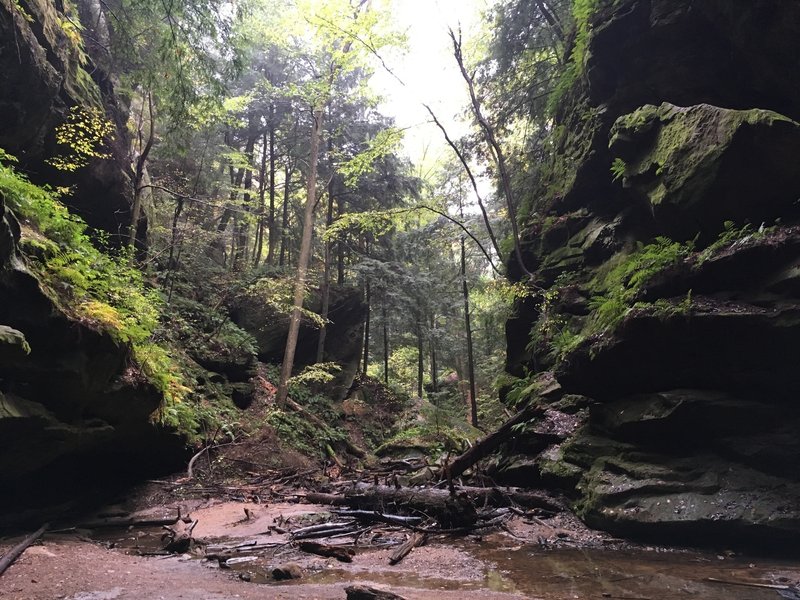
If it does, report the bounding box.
[610,103,800,240]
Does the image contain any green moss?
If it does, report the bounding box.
[610,103,799,211]
[585,237,694,333]
[547,0,599,114]
[0,150,235,440]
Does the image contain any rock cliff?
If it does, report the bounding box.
[500,0,800,549]
[0,0,134,237]
[0,191,185,523]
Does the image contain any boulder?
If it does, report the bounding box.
[232,284,366,401]
[610,103,800,240]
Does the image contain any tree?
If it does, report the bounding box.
[277,0,388,404]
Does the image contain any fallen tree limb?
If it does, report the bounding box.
[291,521,358,540]
[0,523,49,577]
[706,577,791,591]
[74,510,191,530]
[331,509,423,526]
[298,541,355,562]
[346,584,408,600]
[446,403,543,481]
[389,532,426,565]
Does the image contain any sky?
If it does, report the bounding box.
[368,0,493,178]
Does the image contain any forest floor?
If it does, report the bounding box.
[3,469,800,600]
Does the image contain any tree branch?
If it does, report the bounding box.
[422,103,502,261]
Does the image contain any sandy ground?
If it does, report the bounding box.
[3,497,800,600]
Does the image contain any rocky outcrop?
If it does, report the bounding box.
[232,285,366,401]
[0,199,184,523]
[502,0,800,549]
[0,0,134,237]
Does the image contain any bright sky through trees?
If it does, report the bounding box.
[368,0,491,173]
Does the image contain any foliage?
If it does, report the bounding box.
[0,151,244,440]
[547,0,599,113]
[244,277,327,328]
[610,157,626,181]
[288,362,341,387]
[698,221,771,263]
[46,107,114,172]
[265,394,347,458]
[588,237,694,332]
[162,296,258,364]
[0,156,159,344]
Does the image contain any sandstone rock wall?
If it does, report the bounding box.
[0,0,134,237]
[500,0,800,549]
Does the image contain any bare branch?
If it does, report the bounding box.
[422,103,502,261]
[448,27,537,282]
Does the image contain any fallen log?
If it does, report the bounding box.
[388,532,426,565]
[345,584,407,600]
[446,376,561,482]
[331,509,423,526]
[298,541,355,562]
[290,521,358,540]
[74,510,192,530]
[0,523,49,577]
[306,483,563,525]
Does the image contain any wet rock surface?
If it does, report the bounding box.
[502,0,800,547]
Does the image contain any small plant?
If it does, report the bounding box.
[587,237,694,332]
[610,157,626,181]
[698,221,772,263]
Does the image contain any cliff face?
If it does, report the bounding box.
[0,192,186,523]
[501,0,800,547]
[0,0,183,521]
[0,0,134,237]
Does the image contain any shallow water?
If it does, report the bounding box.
[235,541,799,599]
[461,543,796,599]
[89,516,800,599]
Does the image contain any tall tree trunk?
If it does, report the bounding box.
[277,108,323,404]
[336,195,345,285]
[416,323,424,398]
[382,298,389,386]
[234,133,257,269]
[363,278,371,374]
[254,131,268,266]
[429,313,438,393]
[279,162,292,267]
[316,166,335,363]
[450,29,533,279]
[129,91,155,250]
[266,104,278,265]
[462,235,478,427]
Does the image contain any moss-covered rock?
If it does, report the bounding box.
[503,0,800,549]
[610,103,800,240]
[0,0,135,237]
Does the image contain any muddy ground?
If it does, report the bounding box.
[2,479,800,600]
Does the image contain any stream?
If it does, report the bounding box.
[49,497,798,600]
